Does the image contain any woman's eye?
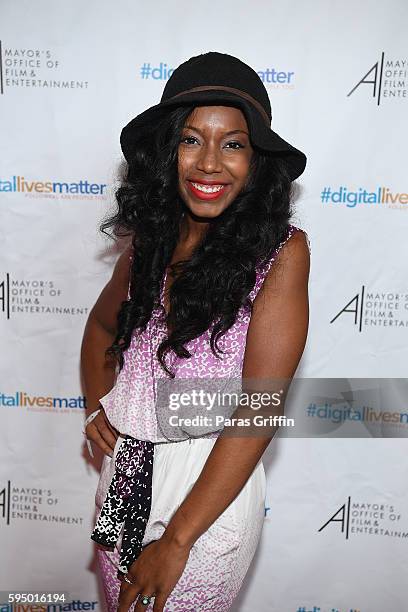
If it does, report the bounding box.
[180,136,198,145]
[225,141,244,149]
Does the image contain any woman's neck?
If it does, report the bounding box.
[178,211,209,248]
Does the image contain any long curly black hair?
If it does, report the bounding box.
[100,104,295,378]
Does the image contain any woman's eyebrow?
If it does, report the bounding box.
[183,125,249,137]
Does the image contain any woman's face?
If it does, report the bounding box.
[177,105,254,219]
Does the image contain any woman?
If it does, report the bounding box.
[81,51,310,612]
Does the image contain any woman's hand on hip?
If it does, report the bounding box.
[85,408,119,457]
[117,537,191,612]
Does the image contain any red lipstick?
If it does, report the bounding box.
[187,180,229,201]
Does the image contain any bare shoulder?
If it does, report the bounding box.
[274,228,310,267]
[89,241,133,333]
[258,228,310,300]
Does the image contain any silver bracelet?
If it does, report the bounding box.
[83,408,102,458]
[83,408,102,430]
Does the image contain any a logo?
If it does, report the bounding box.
[0,480,84,526]
[0,480,11,525]
[330,286,408,332]
[320,185,408,209]
[0,175,107,200]
[318,495,406,540]
[0,390,86,413]
[0,40,89,95]
[0,272,90,320]
[347,51,407,105]
[306,401,408,431]
[138,62,295,87]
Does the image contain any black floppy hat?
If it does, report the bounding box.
[120,51,307,181]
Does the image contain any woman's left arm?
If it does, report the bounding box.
[163,229,310,549]
[118,230,310,612]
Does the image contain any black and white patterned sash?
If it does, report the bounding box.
[91,436,155,578]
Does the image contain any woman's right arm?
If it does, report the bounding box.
[80,243,133,457]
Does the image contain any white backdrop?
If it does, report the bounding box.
[1,1,407,611]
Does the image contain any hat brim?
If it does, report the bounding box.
[120,89,306,181]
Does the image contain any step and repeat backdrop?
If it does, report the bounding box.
[1,1,407,611]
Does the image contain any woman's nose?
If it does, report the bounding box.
[196,144,223,174]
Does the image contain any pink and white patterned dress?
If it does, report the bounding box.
[92,223,308,611]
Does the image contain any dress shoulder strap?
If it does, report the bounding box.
[248,224,311,302]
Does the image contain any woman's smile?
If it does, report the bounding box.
[187,180,230,201]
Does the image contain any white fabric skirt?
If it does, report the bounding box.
[95,435,266,611]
